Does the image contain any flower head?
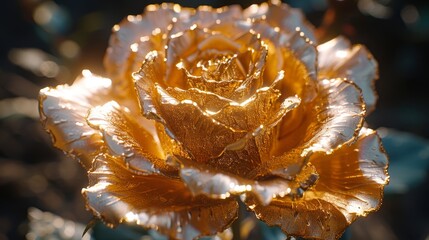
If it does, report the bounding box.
[39,1,388,239]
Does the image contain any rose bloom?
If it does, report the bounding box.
[39,1,389,240]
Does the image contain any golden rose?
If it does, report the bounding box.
[39,1,389,239]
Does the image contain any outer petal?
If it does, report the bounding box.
[273,78,366,173]
[247,197,347,240]
[174,156,294,205]
[39,70,111,169]
[82,154,238,240]
[243,1,316,43]
[250,22,317,102]
[192,5,242,28]
[86,101,176,174]
[299,79,365,155]
[168,5,243,36]
[310,128,389,220]
[252,22,317,82]
[104,4,191,82]
[317,36,378,112]
[244,128,389,240]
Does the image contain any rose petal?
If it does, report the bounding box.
[165,28,264,91]
[133,51,166,121]
[251,22,317,101]
[169,5,243,36]
[301,79,365,155]
[150,81,300,178]
[317,36,378,112]
[179,30,268,101]
[134,58,245,161]
[208,19,251,39]
[165,27,210,87]
[126,32,165,85]
[103,5,192,113]
[193,5,242,28]
[164,78,300,132]
[185,73,243,99]
[245,196,347,240]
[134,53,246,155]
[164,87,232,113]
[174,156,293,205]
[135,51,299,166]
[166,28,246,87]
[309,127,389,221]
[129,52,191,160]
[104,4,190,81]
[243,1,316,43]
[86,101,176,174]
[276,78,365,155]
[39,70,111,169]
[205,138,263,178]
[82,154,238,239]
[116,33,166,114]
[150,85,247,162]
[210,85,299,132]
[135,51,301,176]
[244,128,388,240]
[230,34,268,101]
[271,78,366,177]
[139,84,296,178]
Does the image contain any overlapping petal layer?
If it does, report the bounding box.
[86,101,176,174]
[270,78,366,176]
[134,50,300,177]
[317,36,378,112]
[104,4,188,82]
[250,21,317,95]
[83,154,238,240]
[243,1,316,42]
[244,128,388,240]
[39,71,111,169]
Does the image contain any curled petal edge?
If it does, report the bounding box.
[243,128,389,240]
[38,70,111,170]
[86,100,177,175]
[317,36,379,112]
[82,154,239,240]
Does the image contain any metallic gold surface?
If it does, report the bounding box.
[245,128,388,240]
[39,1,388,239]
[39,71,111,170]
[317,36,378,112]
[83,154,238,239]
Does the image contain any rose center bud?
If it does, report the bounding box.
[165,26,267,102]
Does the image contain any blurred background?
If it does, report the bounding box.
[0,0,428,239]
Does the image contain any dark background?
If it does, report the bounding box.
[1,0,428,239]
